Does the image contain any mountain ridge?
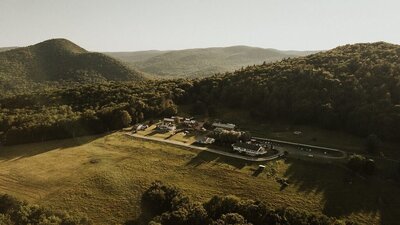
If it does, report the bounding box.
[105,45,318,78]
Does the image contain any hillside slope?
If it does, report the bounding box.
[106,46,316,78]
[186,42,400,141]
[0,47,18,52]
[0,39,144,83]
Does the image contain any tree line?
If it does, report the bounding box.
[0,81,183,145]
[129,181,358,225]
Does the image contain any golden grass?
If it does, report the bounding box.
[0,132,398,225]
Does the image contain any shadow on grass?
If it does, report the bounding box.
[252,167,263,177]
[185,150,249,169]
[145,130,160,136]
[279,184,288,191]
[0,133,109,161]
[283,158,400,225]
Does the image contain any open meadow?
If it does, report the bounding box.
[0,132,399,224]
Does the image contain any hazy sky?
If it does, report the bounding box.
[1,0,399,51]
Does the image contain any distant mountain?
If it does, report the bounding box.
[105,46,317,78]
[105,50,167,63]
[0,39,144,83]
[0,47,18,52]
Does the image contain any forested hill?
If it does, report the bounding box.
[1,41,400,145]
[187,42,400,141]
[0,39,144,83]
[105,46,316,78]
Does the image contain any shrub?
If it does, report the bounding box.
[347,155,376,175]
[141,181,184,215]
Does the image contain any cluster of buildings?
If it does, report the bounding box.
[231,142,267,156]
[134,117,269,157]
[156,116,199,132]
[157,118,176,131]
[208,122,269,156]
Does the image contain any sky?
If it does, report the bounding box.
[0,0,399,52]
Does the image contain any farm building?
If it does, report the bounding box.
[164,117,197,126]
[183,118,196,125]
[157,123,176,131]
[135,124,148,131]
[232,142,266,156]
[163,118,175,123]
[212,122,236,130]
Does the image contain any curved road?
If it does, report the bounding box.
[126,133,284,162]
[125,133,348,162]
[252,137,348,161]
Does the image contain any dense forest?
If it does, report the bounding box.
[129,181,358,225]
[185,42,400,141]
[1,40,400,146]
[0,81,186,145]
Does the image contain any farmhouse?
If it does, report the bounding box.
[232,142,266,156]
[212,122,236,130]
[157,123,176,131]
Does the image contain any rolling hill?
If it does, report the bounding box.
[105,46,317,78]
[0,39,144,83]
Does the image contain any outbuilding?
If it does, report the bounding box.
[212,122,236,130]
[232,142,266,156]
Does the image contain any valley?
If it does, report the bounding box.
[2,1,400,224]
[0,39,400,225]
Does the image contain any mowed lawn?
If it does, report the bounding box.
[0,132,399,225]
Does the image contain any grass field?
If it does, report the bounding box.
[0,132,399,225]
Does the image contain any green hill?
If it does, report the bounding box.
[105,46,316,78]
[186,42,400,141]
[0,39,144,83]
